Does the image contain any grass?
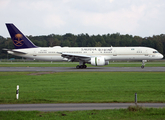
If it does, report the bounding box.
[0,61,165,67]
[0,72,165,103]
[0,108,165,120]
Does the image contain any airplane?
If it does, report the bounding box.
[3,23,164,69]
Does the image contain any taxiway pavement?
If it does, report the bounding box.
[0,67,165,72]
[0,103,165,111]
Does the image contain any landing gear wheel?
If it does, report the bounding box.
[141,65,144,69]
[76,65,80,69]
[80,65,83,69]
[76,65,87,69]
[84,65,87,68]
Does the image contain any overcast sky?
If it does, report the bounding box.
[1,0,165,38]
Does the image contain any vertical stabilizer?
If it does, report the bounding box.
[6,23,37,49]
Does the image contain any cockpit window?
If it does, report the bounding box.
[153,51,159,53]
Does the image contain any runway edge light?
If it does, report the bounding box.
[16,85,19,99]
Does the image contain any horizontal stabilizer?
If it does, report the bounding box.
[3,49,27,54]
[12,50,27,54]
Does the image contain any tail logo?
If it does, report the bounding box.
[13,34,24,47]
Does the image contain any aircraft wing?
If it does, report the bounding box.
[59,52,91,62]
[61,53,91,58]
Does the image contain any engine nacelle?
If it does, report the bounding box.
[91,57,109,66]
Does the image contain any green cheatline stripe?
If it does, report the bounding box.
[95,57,97,66]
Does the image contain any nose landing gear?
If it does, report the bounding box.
[141,60,147,69]
[141,65,144,69]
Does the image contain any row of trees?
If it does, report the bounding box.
[0,33,165,59]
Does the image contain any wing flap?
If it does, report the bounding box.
[61,53,91,58]
[58,52,91,62]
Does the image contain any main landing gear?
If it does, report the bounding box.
[76,61,87,69]
[141,60,147,69]
[76,65,87,69]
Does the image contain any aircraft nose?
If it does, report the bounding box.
[159,54,164,59]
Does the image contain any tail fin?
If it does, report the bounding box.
[6,23,37,49]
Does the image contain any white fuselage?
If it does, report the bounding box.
[8,46,163,61]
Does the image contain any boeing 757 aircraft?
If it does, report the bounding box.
[4,23,163,69]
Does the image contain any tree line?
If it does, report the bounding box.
[0,33,165,59]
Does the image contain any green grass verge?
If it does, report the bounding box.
[0,108,165,120]
[0,72,165,103]
[0,61,165,67]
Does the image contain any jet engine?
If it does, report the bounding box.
[91,57,109,66]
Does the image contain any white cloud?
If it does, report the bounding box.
[44,14,65,28]
[81,3,146,35]
[0,0,10,9]
[109,0,114,3]
[18,1,53,11]
[1,0,165,37]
